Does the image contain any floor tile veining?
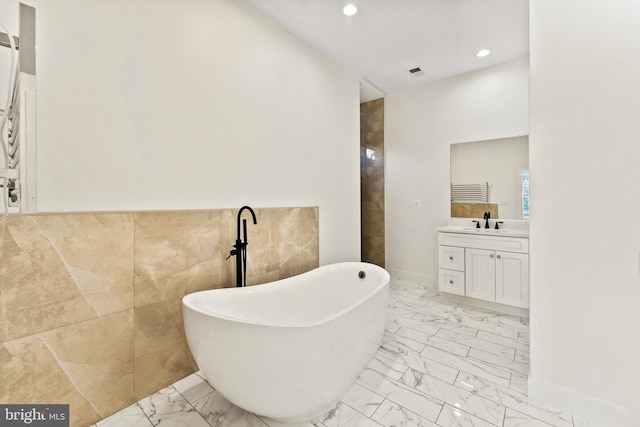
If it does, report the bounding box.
[92,278,586,427]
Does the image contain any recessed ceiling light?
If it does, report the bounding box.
[476,48,492,58]
[343,4,358,16]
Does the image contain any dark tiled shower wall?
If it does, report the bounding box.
[0,207,318,427]
[361,98,385,267]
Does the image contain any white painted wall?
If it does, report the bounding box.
[529,1,640,425]
[0,0,361,265]
[385,57,529,281]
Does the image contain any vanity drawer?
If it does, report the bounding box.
[439,245,465,271]
[438,232,529,254]
[439,269,465,296]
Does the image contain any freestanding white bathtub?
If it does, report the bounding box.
[182,262,389,423]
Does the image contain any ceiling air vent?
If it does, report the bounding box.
[409,67,422,74]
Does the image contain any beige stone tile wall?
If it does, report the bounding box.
[0,207,318,427]
[450,203,499,219]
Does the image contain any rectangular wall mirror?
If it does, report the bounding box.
[450,135,529,220]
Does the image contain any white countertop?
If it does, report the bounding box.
[438,225,529,238]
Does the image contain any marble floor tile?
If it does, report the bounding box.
[452,305,527,331]
[466,348,529,376]
[378,344,459,384]
[436,404,496,427]
[356,368,444,421]
[95,403,152,427]
[391,293,430,307]
[421,301,460,319]
[475,330,530,353]
[387,314,441,336]
[509,374,529,395]
[518,330,530,344]
[393,301,451,320]
[390,280,431,293]
[400,369,506,426]
[515,349,530,364]
[454,372,573,427]
[317,401,382,427]
[97,277,593,427]
[387,288,413,298]
[419,346,512,388]
[367,352,409,381]
[370,399,438,427]
[388,306,419,318]
[435,328,516,360]
[396,326,471,358]
[340,382,385,417]
[414,314,480,337]
[572,417,593,427]
[408,290,439,301]
[385,321,403,334]
[382,331,426,354]
[503,408,555,427]
[259,417,323,427]
[172,372,215,405]
[447,313,519,339]
[191,390,266,427]
[139,385,210,427]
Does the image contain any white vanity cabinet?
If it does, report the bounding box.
[438,229,529,309]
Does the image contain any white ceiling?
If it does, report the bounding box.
[243,0,529,100]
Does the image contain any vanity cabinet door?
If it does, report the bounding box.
[495,251,529,308]
[465,248,496,302]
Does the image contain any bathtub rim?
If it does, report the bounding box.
[182,261,389,329]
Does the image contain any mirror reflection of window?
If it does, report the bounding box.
[519,169,530,219]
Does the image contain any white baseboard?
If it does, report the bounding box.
[387,269,436,285]
[528,377,640,427]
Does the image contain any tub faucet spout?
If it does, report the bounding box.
[230,206,258,287]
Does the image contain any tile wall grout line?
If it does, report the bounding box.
[28,217,101,316]
[36,335,103,418]
[134,402,155,427]
[132,213,138,407]
[169,385,215,427]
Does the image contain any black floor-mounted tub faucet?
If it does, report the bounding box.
[228,206,257,287]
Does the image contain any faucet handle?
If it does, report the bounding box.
[472,220,480,229]
[495,221,504,230]
[226,248,238,260]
